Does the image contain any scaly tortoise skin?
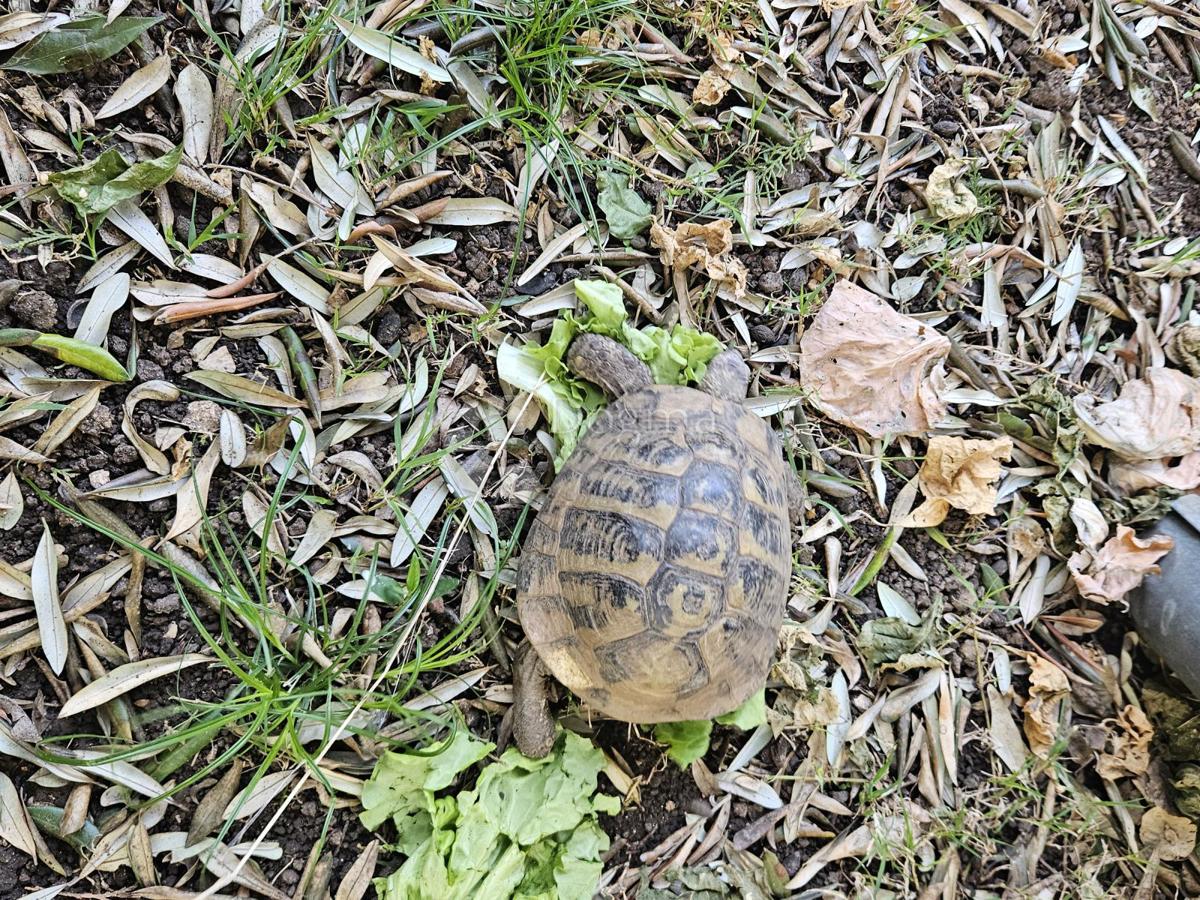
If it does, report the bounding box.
[515,334,792,735]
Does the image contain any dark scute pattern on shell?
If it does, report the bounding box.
[559,570,644,611]
[559,507,663,563]
[643,563,726,633]
[516,385,792,722]
[579,465,680,509]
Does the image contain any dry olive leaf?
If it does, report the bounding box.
[798,280,951,437]
[1140,807,1197,861]
[59,654,209,718]
[1074,367,1200,460]
[96,53,170,119]
[175,63,214,165]
[31,519,68,676]
[1070,526,1173,605]
[916,435,1013,524]
[650,218,747,298]
[1097,705,1153,780]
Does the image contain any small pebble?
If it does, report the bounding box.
[137,359,165,381]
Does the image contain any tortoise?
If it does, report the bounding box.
[512,332,794,758]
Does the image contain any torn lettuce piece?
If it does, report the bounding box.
[368,732,618,900]
[596,172,652,241]
[497,279,723,469]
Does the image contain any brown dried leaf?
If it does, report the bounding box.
[918,436,1012,520]
[1097,705,1153,780]
[798,280,951,437]
[925,159,978,222]
[692,67,730,106]
[650,218,747,297]
[1070,526,1173,604]
[1074,367,1200,460]
[1140,807,1196,861]
[1023,655,1069,758]
[334,838,379,900]
[1110,453,1200,492]
[186,758,244,846]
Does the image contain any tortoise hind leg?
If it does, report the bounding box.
[699,350,750,401]
[512,643,557,758]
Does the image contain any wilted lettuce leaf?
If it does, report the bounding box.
[715,689,767,730]
[367,732,618,900]
[654,690,765,769]
[653,720,712,768]
[50,145,182,218]
[596,172,651,241]
[497,279,722,469]
[2,15,161,75]
[360,730,493,854]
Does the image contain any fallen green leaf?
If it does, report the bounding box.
[27,806,100,852]
[596,172,651,241]
[0,328,129,381]
[50,144,182,218]
[2,15,161,75]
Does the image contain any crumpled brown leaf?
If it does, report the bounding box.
[925,159,978,222]
[692,68,730,106]
[650,219,747,298]
[1069,525,1173,604]
[1023,654,1070,758]
[1097,705,1154,780]
[1074,367,1200,460]
[1110,452,1200,492]
[798,280,951,437]
[1140,806,1197,861]
[916,435,1013,524]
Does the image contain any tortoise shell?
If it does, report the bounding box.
[516,383,791,723]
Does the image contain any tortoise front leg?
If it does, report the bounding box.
[512,643,557,759]
[699,349,750,401]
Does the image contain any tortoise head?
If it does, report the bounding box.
[566,333,749,402]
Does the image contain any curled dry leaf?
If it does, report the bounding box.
[1097,705,1153,780]
[1070,526,1173,604]
[1023,655,1069,758]
[1074,367,1200,459]
[916,435,1012,524]
[650,218,747,298]
[925,159,978,222]
[1110,453,1200,492]
[1140,807,1197,861]
[692,67,731,106]
[798,280,951,437]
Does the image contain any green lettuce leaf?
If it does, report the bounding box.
[715,689,767,730]
[369,732,616,900]
[596,172,651,241]
[359,729,493,854]
[496,279,722,470]
[653,720,712,769]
